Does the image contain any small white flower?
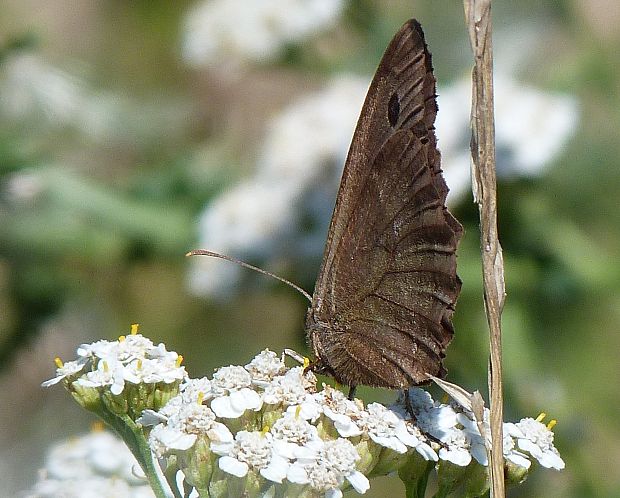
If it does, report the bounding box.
[146,394,234,456]
[210,388,262,418]
[271,413,319,446]
[400,387,436,414]
[210,365,262,418]
[358,403,414,454]
[149,423,197,456]
[153,359,187,384]
[123,358,164,385]
[288,438,368,495]
[42,358,88,387]
[502,430,531,470]
[270,413,322,460]
[168,402,217,435]
[315,385,363,437]
[245,349,286,382]
[285,394,323,422]
[76,359,126,395]
[136,409,167,427]
[262,367,313,406]
[179,377,213,402]
[116,334,155,363]
[417,404,460,440]
[213,431,288,483]
[402,422,438,462]
[508,418,565,470]
[148,342,181,363]
[456,412,489,466]
[212,365,253,391]
[77,339,118,361]
[437,427,472,467]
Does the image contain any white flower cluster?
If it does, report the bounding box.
[396,390,565,472]
[23,430,154,498]
[139,348,564,497]
[42,326,186,397]
[182,0,346,68]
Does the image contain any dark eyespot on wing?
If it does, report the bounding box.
[387,93,400,127]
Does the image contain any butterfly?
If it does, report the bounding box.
[190,19,462,396]
[305,19,462,393]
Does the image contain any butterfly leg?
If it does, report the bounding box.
[404,389,418,422]
[347,385,357,400]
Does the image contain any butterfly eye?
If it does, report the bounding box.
[387,92,400,126]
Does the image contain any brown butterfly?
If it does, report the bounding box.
[305,19,462,393]
[190,19,462,396]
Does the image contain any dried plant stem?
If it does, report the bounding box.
[463,1,506,497]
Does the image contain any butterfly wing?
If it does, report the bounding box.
[307,19,463,389]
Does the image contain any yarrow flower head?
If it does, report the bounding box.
[506,415,565,470]
[44,332,565,497]
[43,324,187,418]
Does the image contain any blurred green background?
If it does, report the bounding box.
[1,1,618,496]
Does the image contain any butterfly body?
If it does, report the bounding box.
[306,19,462,390]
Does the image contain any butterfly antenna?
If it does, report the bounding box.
[186,249,313,303]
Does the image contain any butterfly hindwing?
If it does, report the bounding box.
[306,19,462,389]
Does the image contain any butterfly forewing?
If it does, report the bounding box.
[306,19,462,389]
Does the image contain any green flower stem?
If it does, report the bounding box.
[163,458,184,498]
[399,457,434,498]
[96,405,171,498]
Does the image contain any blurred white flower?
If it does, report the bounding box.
[0,53,121,138]
[0,54,83,123]
[437,74,579,200]
[23,430,154,498]
[190,70,578,298]
[4,170,45,203]
[188,76,368,297]
[182,0,346,68]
